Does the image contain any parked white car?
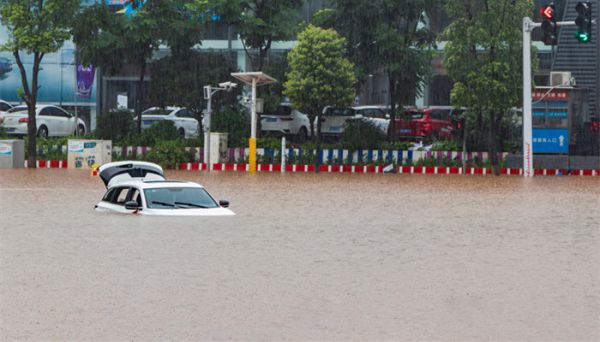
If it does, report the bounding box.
[315,106,356,138]
[141,107,200,139]
[1,105,86,137]
[0,100,13,124]
[353,105,390,135]
[95,161,235,216]
[261,103,311,142]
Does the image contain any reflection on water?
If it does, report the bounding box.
[1,169,599,340]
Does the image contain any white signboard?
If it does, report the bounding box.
[68,141,84,153]
[0,143,12,155]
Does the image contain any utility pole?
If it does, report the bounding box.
[522,17,579,177]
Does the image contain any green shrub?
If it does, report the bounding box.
[212,106,249,148]
[121,120,181,146]
[340,119,387,150]
[432,139,461,151]
[145,139,187,169]
[95,110,135,142]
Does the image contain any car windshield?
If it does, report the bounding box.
[143,108,172,115]
[324,107,354,116]
[409,111,424,119]
[272,105,292,116]
[144,187,219,209]
[7,106,27,114]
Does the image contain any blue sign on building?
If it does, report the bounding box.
[533,128,569,153]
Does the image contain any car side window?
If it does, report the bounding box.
[55,107,71,118]
[39,108,51,116]
[102,188,116,201]
[111,187,130,205]
[0,103,11,111]
[175,109,187,118]
[130,188,142,206]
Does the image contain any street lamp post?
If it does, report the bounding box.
[230,72,277,173]
[203,82,237,170]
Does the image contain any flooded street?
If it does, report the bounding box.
[0,169,599,340]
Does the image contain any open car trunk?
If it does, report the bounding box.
[99,161,165,188]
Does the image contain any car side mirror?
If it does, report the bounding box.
[125,200,141,210]
[219,200,229,208]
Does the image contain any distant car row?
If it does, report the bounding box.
[0,102,201,139]
[0,102,87,138]
[0,99,461,142]
[260,103,462,142]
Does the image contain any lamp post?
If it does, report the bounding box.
[203,82,237,170]
[230,72,277,173]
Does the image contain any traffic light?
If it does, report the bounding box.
[575,2,592,43]
[540,3,557,45]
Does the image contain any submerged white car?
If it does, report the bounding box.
[95,161,235,216]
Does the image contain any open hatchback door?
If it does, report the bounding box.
[99,161,166,188]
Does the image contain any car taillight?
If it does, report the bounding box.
[18,117,28,123]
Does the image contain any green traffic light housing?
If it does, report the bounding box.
[575,31,590,42]
[575,1,592,43]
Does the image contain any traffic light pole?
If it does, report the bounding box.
[522,17,577,177]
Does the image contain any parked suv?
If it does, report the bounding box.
[260,103,311,142]
[315,106,355,139]
[392,106,458,141]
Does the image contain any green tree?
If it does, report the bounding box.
[284,24,356,149]
[211,0,302,71]
[148,51,239,117]
[0,0,79,168]
[324,0,438,136]
[443,0,533,174]
[73,1,164,133]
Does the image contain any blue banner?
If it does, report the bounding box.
[533,128,569,154]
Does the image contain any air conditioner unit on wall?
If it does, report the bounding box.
[550,71,573,86]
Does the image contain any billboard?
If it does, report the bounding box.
[0,26,96,105]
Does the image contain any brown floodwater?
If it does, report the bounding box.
[0,169,599,340]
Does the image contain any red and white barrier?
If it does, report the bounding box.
[24,160,68,168]
[18,160,599,177]
[176,162,598,176]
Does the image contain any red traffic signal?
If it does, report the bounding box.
[540,5,554,20]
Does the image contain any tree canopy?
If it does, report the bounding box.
[323,0,438,109]
[443,0,534,173]
[211,0,302,71]
[0,0,79,167]
[284,24,356,141]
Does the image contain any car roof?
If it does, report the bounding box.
[353,105,386,110]
[143,106,182,112]
[108,180,204,190]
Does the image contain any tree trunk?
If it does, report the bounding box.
[13,50,40,168]
[135,59,146,134]
[388,72,397,142]
[315,109,322,173]
[488,111,500,175]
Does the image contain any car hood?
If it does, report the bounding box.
[140,207,235,216]
[99,161,165,188]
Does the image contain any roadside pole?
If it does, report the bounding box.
[522,17,578,177]
[230,72,277,174]
[523,17,536,177]
[203,82,237,171]
[249,78,257,173]
[203,86,212,170]
[281,136,286,173]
